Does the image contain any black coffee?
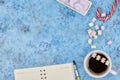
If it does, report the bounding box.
[88,53,109,74]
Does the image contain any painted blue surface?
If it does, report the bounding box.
[0,0,120,80]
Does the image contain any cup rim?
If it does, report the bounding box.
[84,50,112,78]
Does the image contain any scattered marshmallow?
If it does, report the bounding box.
[96,55,101,61]
[101,26,105,30]
[98,30,102,36]
[95,25,99,30]
[88,39,92,44]
[88,29,93,38]
[101,58,106,63]
[87,30,96,38]
[107,40,112,45]
[87,29,92,34]
[89,22,94,27]
[101,13,106,17]
[92,30,96,36]
[91,45,96,49]
[92,18,97,22]
[89,34,93,38]
[87,17,107,49]
[105,60,110,66]
[92,53,97,58]
[94,35,98,39]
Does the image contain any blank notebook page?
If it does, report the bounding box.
[14,63,75,80]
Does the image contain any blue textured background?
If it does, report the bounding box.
[0,0,120,80]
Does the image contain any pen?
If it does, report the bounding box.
[73,60,81,80]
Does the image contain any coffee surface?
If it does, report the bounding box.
[88,53,108,74]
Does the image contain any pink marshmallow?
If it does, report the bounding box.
[92,18,97,22]
[95,25,99,30]
[88,29,93,38]
[101,58,106,63]
[87,29,92,34]
[101,26,105,30]
[89,34,93,38]
[92,53,97,58]
[107,40,113,45]
[101,13,106,17]
[92,30,96,36]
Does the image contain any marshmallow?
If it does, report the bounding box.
[89,22,94,27]
[92,30,96,36]
[94,35,98,39]
[98,30,102,36]
[96,55,101,61]
[92,53,97,58]
[88,39,92,44]
[107,40,112,45]
[101,13,106,17]
[105,60,110,66]
[91,45,96,49]
[101,58,106,63]
[92,18,97,22]
[87,29,93,38]
[95,25,99,30]
[87,29,92,34]
[101,26,105,30]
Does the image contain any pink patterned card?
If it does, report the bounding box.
[57,0,92,16]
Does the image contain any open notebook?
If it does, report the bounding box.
[14,63,75,80]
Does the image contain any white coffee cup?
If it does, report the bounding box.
[84,50,117,78]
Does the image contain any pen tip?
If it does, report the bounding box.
[73,60,76,65]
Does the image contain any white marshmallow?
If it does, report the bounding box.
[89,22,94,27]
[94,35,98,39]
[88,39,92,44]
[98,30,102,36]
[105,60,110,66]
[96,55,101,61]
[91,45,96,49]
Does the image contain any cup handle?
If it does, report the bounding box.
[110,70,117,75]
